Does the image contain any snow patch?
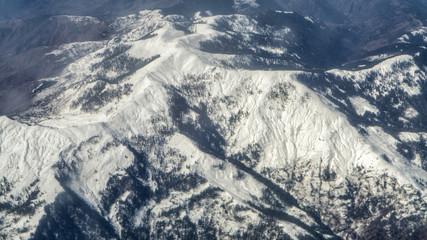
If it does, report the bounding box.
[349,96,379,116]
[404,107,419,119]
[399,132,427,142]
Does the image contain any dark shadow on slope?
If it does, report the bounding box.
[228,156,339,239]
[297,70,427,134]
[168,88,339,239]
[199,10,351,71]
[342,43,427,70]
[297,69,427,171]
[249,203,341,240]
[31,185,119,240]
[103,143,152,239]
[100,143,152,214]
[169,89,227,159]
[33,142,154,240]
[226,156,298,207]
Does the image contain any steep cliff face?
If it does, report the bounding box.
[0,1,427,240]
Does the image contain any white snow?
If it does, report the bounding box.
[366,53,392,62]
[47,41,104,58]
[399,132,427,142]
[329,55,423,99]
[304,16,314,23]
[404,107,419,119]
[0,116,69,238]
[2,10,427,239]
[398,27,427,43]
[61,15,101,24]
[349,96,379,116]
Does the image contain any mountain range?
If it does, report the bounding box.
[0,0,426,239]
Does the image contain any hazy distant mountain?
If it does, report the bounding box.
[0,0,180,19]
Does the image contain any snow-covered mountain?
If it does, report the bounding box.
[1,1,427,239]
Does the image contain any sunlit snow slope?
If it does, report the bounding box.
[1,9,427,240]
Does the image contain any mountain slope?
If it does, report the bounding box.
[0,9,426,239]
